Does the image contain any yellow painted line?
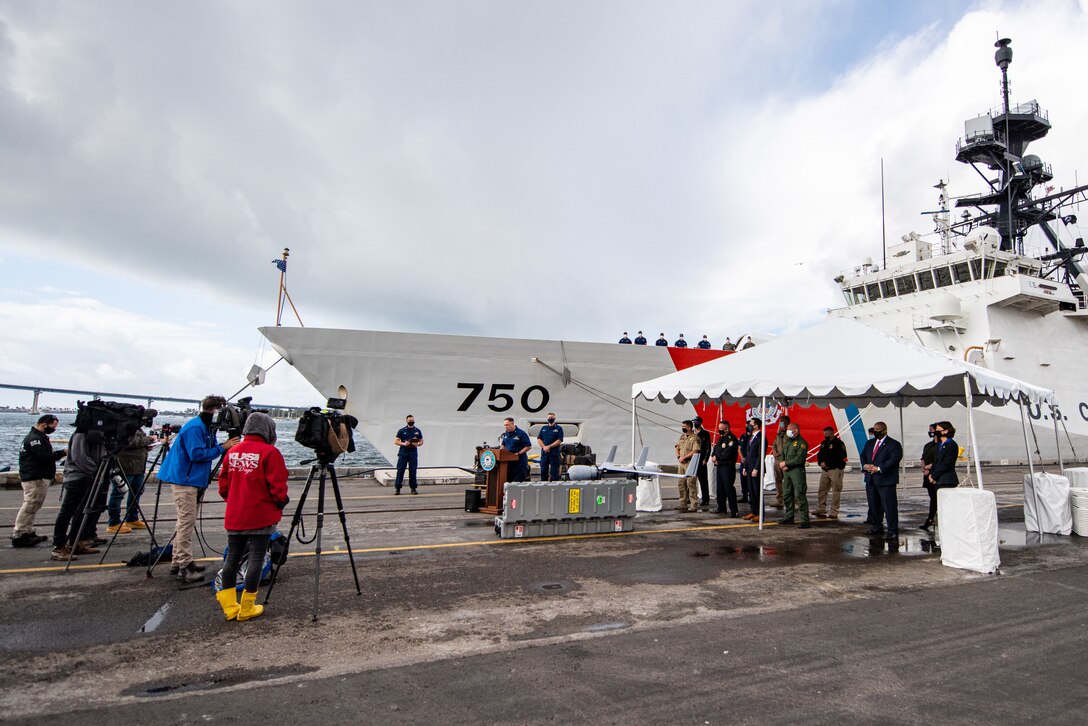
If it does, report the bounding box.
[0,520,777,575]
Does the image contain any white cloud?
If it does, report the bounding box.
[0,0,1085,371]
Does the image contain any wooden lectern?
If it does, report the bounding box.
[478,447,521,515]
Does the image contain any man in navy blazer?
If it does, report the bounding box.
[860,421,903,539]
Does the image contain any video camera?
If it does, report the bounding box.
[75,400,157,454]
[211,396,255,438]
[295,397,358,462]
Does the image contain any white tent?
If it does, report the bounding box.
[630,318,1058,548]
[631,318,1054,408]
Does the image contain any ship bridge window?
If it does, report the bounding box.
[895,275,916,295]
[1019,265,1036,276]
[916,270,936,291]
[850,286,867,304]
[969,259,986,280]
[933,266,953,287]
[866,282,881,301]
[952,262,972,283]
[992,261,1007,277]
[880,279,897,298]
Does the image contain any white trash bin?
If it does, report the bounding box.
[938,488,1000,574]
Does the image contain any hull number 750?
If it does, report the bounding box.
[456,383,550,413]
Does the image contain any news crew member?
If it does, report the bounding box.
[215,412,288,621]
[158,395,240,582]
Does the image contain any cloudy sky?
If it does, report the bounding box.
[2,0,1087,409]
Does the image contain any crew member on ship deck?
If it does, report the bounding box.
[655,334,668,346]
[697,335,712,349]
[633,331,647,345]
[674,334,688,348]
[618,332,632,344]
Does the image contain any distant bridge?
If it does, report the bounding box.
[0,383,307,414]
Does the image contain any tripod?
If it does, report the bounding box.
[64,451,159,573]
[264,456,361,621]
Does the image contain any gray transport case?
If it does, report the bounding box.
[495,479,637,539]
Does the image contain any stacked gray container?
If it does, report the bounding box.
[496,479,638,538]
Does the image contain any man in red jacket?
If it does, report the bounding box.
[215,412,289,622]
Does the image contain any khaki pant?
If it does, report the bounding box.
[171,485,199,568]
[676,475,699,510]
[817,468,845,516]
[14,478,51,537]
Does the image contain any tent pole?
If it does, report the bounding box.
[759,396,766,532]
[1018,397,1042,530]
[1051,404,1064,473]
[898,395,905,461]
[963,375,985,490]
[631,397,636,465]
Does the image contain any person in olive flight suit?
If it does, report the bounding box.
[674,421,701,512]
[633,331,647,345]
[536,412,564,482]
[711,420,740,516]
[393,414,424,494]
[655,334,669,346]
[778,422,811,528]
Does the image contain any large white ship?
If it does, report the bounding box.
[261,38,1088,469]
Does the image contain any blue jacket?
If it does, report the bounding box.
[158,415,225,488]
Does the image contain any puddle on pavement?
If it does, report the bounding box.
[996,525,1068,547]
[124,665,318,697]
[139,602,172,634]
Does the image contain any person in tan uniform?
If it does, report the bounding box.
[674,420,700,513]
[770,415,791,509]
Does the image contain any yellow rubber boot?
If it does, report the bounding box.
[237,590,265,621]
[215,588,240,621]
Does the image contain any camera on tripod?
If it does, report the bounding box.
[294,397,359,463]
[75,400,157,455]
[211,396,254,438]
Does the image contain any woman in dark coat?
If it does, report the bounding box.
[918,423,939,529]
[921,421,959,530]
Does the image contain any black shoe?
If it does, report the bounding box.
[176,563,205,583]
[394,489,402,495]
[88,537,108,547]
[11,533,45,548]
[919,520,933,531]
[730,512,740,518]
[410,489,418,495]
[799,522,812,529]
[885,532,899,540]
[777,517,795,525]
[169,565,179,575]
[864,527,884,535]
[713,509,727,514]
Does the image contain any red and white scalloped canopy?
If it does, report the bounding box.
[631,318,1055,408]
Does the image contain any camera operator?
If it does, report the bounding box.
[215,412,288,621]
[50,429,106,561]
[106,424,155,534]
[158,395,240,582]
[13,415,66,548]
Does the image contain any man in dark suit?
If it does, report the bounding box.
[741,418,765,521]
[860,421,903,539]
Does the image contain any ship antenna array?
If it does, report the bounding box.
[275,247,304,327]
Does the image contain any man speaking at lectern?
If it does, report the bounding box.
[501,417,532,482]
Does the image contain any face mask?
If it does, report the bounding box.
[874,430,886,439]
[44,426,57,435]
[407,422,415,427]
[786,430,797,439]
[682,428,690,434]
[547,418,555,424]
[745,426,753,433]
[928,431,936,438]
[718,428,726,435]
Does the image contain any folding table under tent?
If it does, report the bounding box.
[630,318,1058,570]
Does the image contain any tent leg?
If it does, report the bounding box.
[963,375,985,490]
[898,397,905,464]
[1051,405,1064,474]
[631,398,636,466]
[1019,398,1042,531]
[758,397,766,532]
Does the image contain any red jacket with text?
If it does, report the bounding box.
[217,436,289,531]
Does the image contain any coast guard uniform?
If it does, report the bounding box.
[634,334,647,345]
[537,422,564,481]
[394,424,423,493]
[655,336,669,346]
[618,335,632,344]
[674,336,688,348]
[501,426,532,482]
[697,337,712,349]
